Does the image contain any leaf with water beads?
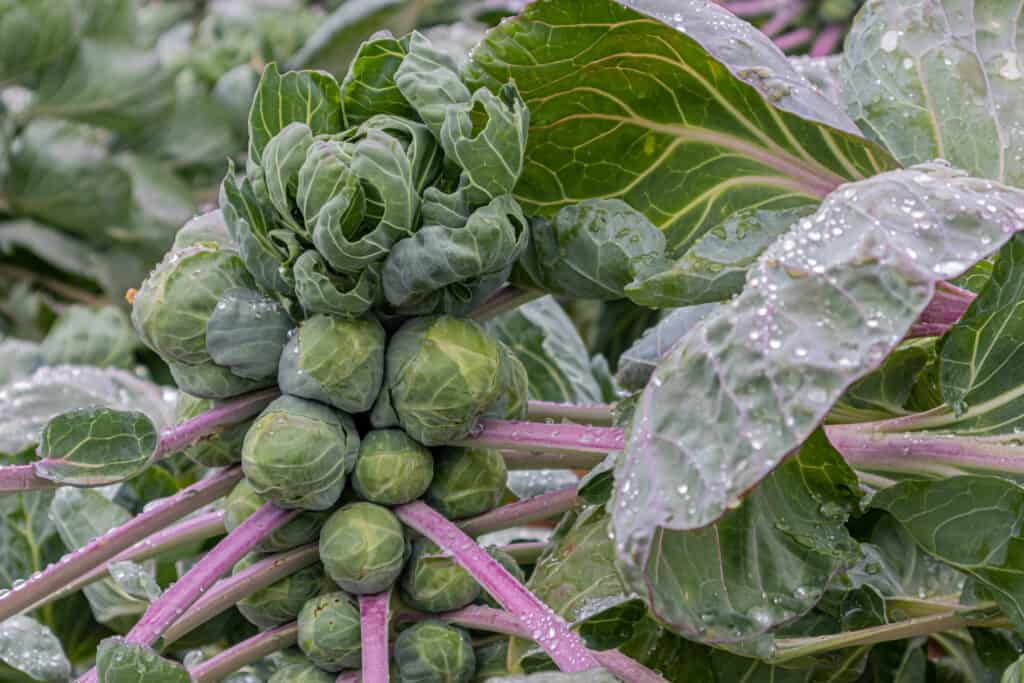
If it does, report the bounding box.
[96,637,190,683]
[0,616,71,683]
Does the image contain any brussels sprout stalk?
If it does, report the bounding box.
[908,282,975,337]
[526,400,616,426]
[0,464,57,492]
[188,622,299,683]
[163,543,320,645]
[0,467,242,623]
[359,591,392,683]
[155,387,280,458]
[458,486,581,537]
[809,24,843,57]
[394,500,598,672]
[457,419,625,455]
[468,285,543,321]
[336,674,360,683]
[500,449,608,470]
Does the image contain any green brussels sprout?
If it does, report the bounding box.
[394,621,476,683]
[242,396,359,511]
[225,479,328,553]
[175,392,252,467]
[385,316,504,445]
[234,553,324,629]
[267,662,334,683]
[351,430,433,505]
[480,547,524,609]
[173,210,234,250]
[320,502,406,594]
[131,244,255,364]
[425,447,507,520]
[400,538,480,613]
[206,288,293,380]
[472,641,510,681]
[168,359,275,400]
[277,314,385,414]
[297,592,361,671]
[482,346,528,421]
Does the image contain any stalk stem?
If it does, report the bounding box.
[501,450,606,470]
[155,388,279,459]
[459,419,624,456]
[394,501,597,672]
[360,591,392,683]
[526,401,616,426]
[0,464,56,492]
[0,467,241,623]
[458,486,580,537]
[809,24,843,57]
[189,622,298,683]
[468,286,543,321]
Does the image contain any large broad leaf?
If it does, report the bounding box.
[0,366,173,455]
[872,475,1024,629]
[96,638,190,683]
[615,304,717,392]
[841,0,1024,187]
[0,616,71,683]
[613,162,1024,565]
[40,306,139,370]
[465,0,895,260]
[51,489,152,629]
[488,296,603,404]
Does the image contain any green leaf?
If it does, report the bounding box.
[829,342,933,424]
[36,407,157,487]
[0,616,71,683]
[868,639,927,683]
[260,123,315,238]
[841,0,1024,186]
[395,31,471,137]
[41,306,139,370]
[96,637,190,683]
[614,162,1024,555]
[0,454,59,590]
[615,304,717,392]
[293,251,382,319]
[0,0,82,83]
[932,628,1022,683]
[50,489,152,628]
[488,296,603,404]
[339,33,415,128]
[626,205,816,307]
[1005,654,1024,682]
[205,288,292,381]
[28,40,175,134]
[248,63,342,166]
[0,339,45,386]
[0,366,173,455]
[872,475,1024,629]
[107,561,161,602]
[465,0,895,257]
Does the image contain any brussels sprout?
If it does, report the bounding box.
[394,621,475,683]
[225,480,328,553]
[206,288,293,380]
[400,538,480,613]
[234,553,324,629]
[168,359,275,400]
[482,347,528,421]
[297,592,361,671]
[472,641,510,682]
[351,430,433,505]
[320,502,406,594]
[293,250,381,319]
[425,447,507,520]
[277,314,385,414]
[131,244,255,364]
[480,547,524,609]
[175,393,252,467]
[385,316,504,445]
[172,210,234,250]
[242,396,359,511]
[267,662,334,683]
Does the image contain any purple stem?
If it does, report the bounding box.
[762,0,806,36]
[907,322,953,338]
[721,0,785,17]
[918,282,976,325]
[394,501,597,672]
[0,467,242,623]
[468,286,542,322]
[810,24,844,57]
[459,419,624,456]
[526,401,615,426]
[154,387,279,458]
[336,674,360,683]
[773,27,815,50]
[360,592,392,683]
[78,503,297,683]
[163,543,320,645]
[188,622,298,683]
[0,464,56,492]
[826,425,1024,478]
[458,486,581,537]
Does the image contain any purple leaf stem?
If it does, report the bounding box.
[774,27,814,50]
[458,486,581,537]
[809,24,844,57]
[394,500,598,672]
[762,0,806,36]
[336,674,360,683]
[0,467,242,623]
[720,0,785,17]
[189,622,298,683]
[0,464,55,492]
[460,419,624,456]
[155,387,279,458]
[360,591,392,683]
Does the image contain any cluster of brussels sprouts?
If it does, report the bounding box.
[130,30,536,681]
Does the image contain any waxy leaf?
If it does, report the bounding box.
[96,637,190,683]
[615,304,717,392]
[0,616,71,683]
[395,32,471,137]
[206,288,293,381]
[615,163,1024,560]
[466,0,895,256]
[36,407,157,487]
[293,251,382,319]
[1005,655,1024,682]
[339,33,415,127]
[0,339,44,386]
[873,475,1024,629]
[841,0,1024,186]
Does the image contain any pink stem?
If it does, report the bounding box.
[0,464,55,492]
[189,622,298,683]
[459,419,624,455]
[722,0,785,16]
[155,387,278,458]
[394,501,598,672]
[78,503,297,683]
[810,24,844,57]
[458,486,580,537]
[773,27,815,50]
[919,282,976,325]
[762,0,806,36]
[336,674,361,683]
[360,592,392,683]
[0,467,242,623]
